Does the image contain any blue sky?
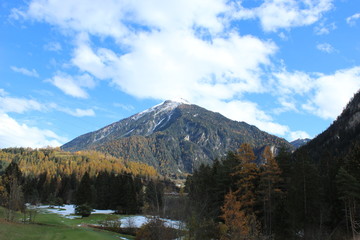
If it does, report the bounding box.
[1,0,360,148]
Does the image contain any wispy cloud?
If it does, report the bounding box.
[46,72,95,99]
[316,43,335,53]
[11,66,39,77]
[114,103,135,111]
[0,90,45,113]
[346,13,360,26]
[234,0,334,32]
[314,21,336,35]
[59,107,95,117]
[44,41,62,51]
[0,89,96,118]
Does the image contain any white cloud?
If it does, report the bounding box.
[11,66,39,77]
[46,72,95,98]
[303,67,360,119]
[60,108,95,117]
[0,89,7,96]
[346,13,360,26]
[234,0,333,32]
[289,131,311,141]
[314,21,336,35]
[15,0,342,140]
[0,94,44,113]
[273,70,314,95]
[114,103,135,111]
[272,66,360,120]
[0,89,95,118]
[0,113,66,148]
[44,41,62,51]
[196,98,290,136]
[316,43,335,53]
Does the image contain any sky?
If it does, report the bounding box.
[0,0,360,148]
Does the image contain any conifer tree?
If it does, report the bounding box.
[1,162,25,221]
[336,167,360,239]
[258,146,283,236]
[232,144,260,237]
[75,172,93,206]
[221,190,249,240]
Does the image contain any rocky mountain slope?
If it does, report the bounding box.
[62,100,292,175]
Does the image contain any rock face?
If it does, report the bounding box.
[62,100,292,175]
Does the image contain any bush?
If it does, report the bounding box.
[75,204,92,217]
[135,217,178,240]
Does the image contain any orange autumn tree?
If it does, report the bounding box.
[221,190,250,240]
[221,143,260,239]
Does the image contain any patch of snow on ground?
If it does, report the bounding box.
[120,216,183,229]
[93,209,114,214]
[35,205,114,218]
[37,205,75,216]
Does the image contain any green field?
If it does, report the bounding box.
[0,207,134,240]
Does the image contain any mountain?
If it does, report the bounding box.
[290,138,311,149]
[296,90,360,160]
[62,99,292,175]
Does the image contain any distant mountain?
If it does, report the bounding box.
[290,138,311,149]
[62,99,292,175]
[297,90,360,160]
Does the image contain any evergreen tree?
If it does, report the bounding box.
[145,179,164,214]
[1,162,25,221]
[75,172,93,206]
[336,167,360,239]
[258,146,283,236]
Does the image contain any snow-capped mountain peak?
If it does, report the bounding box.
[132,99,190,121]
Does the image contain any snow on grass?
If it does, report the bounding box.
[35,205,114,218]
[92,209,114,214]
[33,204,183,230]
[120,216,183,229]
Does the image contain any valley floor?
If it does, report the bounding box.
[0,206,135,240]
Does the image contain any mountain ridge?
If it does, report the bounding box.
[296,90,360,159]
[62,100,293,175]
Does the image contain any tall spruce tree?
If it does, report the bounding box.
[1,162,25,221]
[258,146,283,237]
[75,172,93,206]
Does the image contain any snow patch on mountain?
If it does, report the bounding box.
[131,99,190,121]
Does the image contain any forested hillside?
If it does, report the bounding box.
[0,147,157,178]
[0,148,166,220]
[185,91,360,240]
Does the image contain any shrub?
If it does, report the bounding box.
[75,204,92,217]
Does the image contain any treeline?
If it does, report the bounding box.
[0,161,167,220]
[0,147,170,221]
[185,143,360,240]
[0,147,158,179]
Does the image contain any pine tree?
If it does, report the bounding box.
[336,167,360,239]
[258,146,283,236]
[1,162,25,221]
[75,172,93,206]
